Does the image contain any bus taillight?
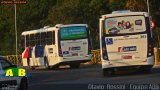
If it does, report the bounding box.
[58,48,63,57]
[102,47,108,60]
[148,44,153,56]
[102,48,106,53]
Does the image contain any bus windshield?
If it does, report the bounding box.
[60,26,87,40]
[105,15,146,35]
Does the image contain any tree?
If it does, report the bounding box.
[125,0,147,11]
[108,0,126,11]
[0,4,15,55]
[1,0,160,55]
[0,0,57,55]
[48,0,110,49]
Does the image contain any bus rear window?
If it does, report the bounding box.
[60,26,87,40]
[105,16,146,34]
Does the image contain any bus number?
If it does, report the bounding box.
[141,35,146,38]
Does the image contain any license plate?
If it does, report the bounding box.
[122,55,132,59]
[72,53,78,56]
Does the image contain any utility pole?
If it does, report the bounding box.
[14,0,18,66]
[147,0,150,15]
[1,0,27,66]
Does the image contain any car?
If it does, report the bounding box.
[0,56,28,90]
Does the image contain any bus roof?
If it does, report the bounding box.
[56,24,88,28]
[101,12,149,19]
[21,24,88,36]
[21,26,56,35]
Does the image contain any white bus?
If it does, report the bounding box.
[99,11,154,76]
[21,24,92,69]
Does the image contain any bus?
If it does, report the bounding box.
[99,11,154,76]
[21,24,92,69]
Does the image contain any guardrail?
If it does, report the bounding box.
[154,47,160,65]
[91,49,101,64]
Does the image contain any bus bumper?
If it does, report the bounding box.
[58,54,92,63]
[102,56,154,69]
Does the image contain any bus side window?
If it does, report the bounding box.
[20,35,25,51]
[46,31,53,45]
[26,35,30,47]
[30,34,35,46]
[41,32,46,45]
[53,31,55,44]
[35,33,41,45]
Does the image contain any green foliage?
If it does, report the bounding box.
[0,0,160,55]
[48,0,110,49]
[0,0,56,55]
[108,0,126,11]
[0,4,15,55]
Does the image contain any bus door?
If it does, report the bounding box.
[43,31,57,65]
[103,16,148,62]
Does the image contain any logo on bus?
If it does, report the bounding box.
[106,38,113,45]
[118,46,137,52]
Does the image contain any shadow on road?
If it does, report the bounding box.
[28,63,101,72]
[104,67,160,77]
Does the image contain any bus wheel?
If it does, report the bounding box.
[70,63,80,69]
[30,66,35,70]
[44,57,50,69]
[52,65,59,70]
[103,68,114,76]
[138,65,153,74]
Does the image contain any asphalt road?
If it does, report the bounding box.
[28,64,160,90]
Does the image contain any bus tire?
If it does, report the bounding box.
[30,66,35,70]
[52,65,59,70]
[70,63,80,69]
[44,57,50,69]
[103,68,114,76]
[138,65,153,74]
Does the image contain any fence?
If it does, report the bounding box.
[4,48,160,66]
[4,50,102,65]
[91,49,101,64]
[154,47,160,65]
[4,55,22,65]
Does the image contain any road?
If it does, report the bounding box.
[28,64,160,90]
